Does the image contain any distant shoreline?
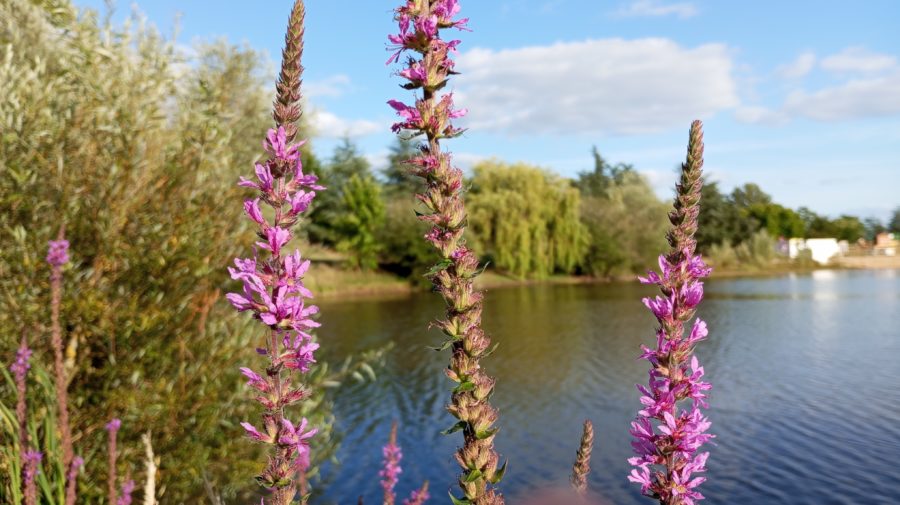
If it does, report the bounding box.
[309,260,899,301]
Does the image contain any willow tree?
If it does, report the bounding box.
[468,161,587,278]
[0,1,375,501]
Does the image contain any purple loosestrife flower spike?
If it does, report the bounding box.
[387,2,504,504]
[65,456,84,505]
[404,482,430,505]
[117,479,135,505]
[107,418,122,505]
[11,336,32,456]
[628,121,714,505]
[47,229,78,505]
[570,420,594,497]
[23,450,42,505]
[228,2,322,503]
[380,422,403,505]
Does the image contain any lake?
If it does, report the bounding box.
[314,269,900,505]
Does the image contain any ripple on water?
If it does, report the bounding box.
[315,270,900,505]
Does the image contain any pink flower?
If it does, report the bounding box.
[265,126,302,163]
[105,418,122,432]
[257,227,292,257]
[239,163,275,193]
[117,480,135,505]
[289,190,315,215]
[241,422,273,444]
[10,341,31,383]
[47,239,70,267]
[244,198,266,226]
[380,433,403,502]
[279,418,317,469]
[643,295,673,320]
[239,367,270,393]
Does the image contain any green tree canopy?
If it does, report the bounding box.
[336,174,386,270]
[382,136,421,195]
[747,203,805,239]
[889,207,900,233]
[308,138,374,245]
[580,172,670,276]
[577,146,635,198]
[696,181,760,252]
[468,161,588,278]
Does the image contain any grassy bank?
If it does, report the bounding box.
[306,257,888,300]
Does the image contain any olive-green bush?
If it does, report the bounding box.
[0,1,381,502]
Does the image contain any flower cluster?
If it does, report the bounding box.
[628,121,713,505]
[23,450,42,505]
[46,239,69,268]
[377,422,429,505]
[380,423,403,505]
[106,418,122,433]
[117,479,135,505]
[228,4,321,500]
[229,122,321,500]
[46,234,80,505]
[387,2,504,505]
[11,342,32,383]
[12,338,32,459]
[403,484,430,505]
[107,418,122,505]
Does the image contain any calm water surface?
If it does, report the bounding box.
[314,269,900,505]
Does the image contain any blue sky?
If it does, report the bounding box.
[75,0,900,220]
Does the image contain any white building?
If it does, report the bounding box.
[788,238,843,265]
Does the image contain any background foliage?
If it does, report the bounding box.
[0,1,382,503]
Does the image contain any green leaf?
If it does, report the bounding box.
[464,469,483,483]
[429,339,455,351]
[475,427,499,440]
[425,258,453,277]
[453,381,475,393]
[440,420,467,435]
[481,342,500,358]
[490,460,508,484]
[448,492,472,505]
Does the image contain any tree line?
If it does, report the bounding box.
[301,139,899,278]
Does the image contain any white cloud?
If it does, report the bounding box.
[306,74,353,98]
[613,0,698,19]
[784,72,900,121]
[738,46,900,124]
[454,38,739,136]
[777,52,816,79]
[311,109,382,138]
[821,47,897,73]
[734,106,789,125]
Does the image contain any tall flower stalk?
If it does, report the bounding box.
[118,479,135,505]
[22,450,42,505]
[628,121,714,505]
[570,420,594,497]
[107,418,122,505]
[387,2,504,504]
[11,338,41,505]
[380,422,402,505]
[378,421,429,505]
[11,337,32,458]
[227,2,321,503]
[47,232,80,505]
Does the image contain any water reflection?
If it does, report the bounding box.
[316,269,900,505]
